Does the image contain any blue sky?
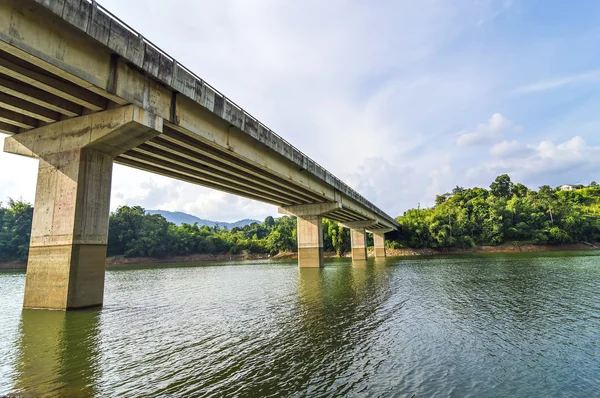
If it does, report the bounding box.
[1,0,600,221]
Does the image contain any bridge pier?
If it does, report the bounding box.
[4,105,162,310]
[279,202,341,268]
[373,233,386,258]
[350,228,368,261]
[371,229,392,258]
[341,221,374,261]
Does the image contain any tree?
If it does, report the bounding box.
[591,181,598,187]
[489,174,513,198]
[0,199,33,261]
[264,216,275,228]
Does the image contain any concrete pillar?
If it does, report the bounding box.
[373,232,386,258]
[279,201,341,268]
[24,149,113,309]
[350,228,368,261]
[297,216,324,268]
[4,105,162,310]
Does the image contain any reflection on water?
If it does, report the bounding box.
[12,310,100,397]
[1,252,599,397]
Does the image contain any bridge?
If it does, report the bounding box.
[0,0,399,310]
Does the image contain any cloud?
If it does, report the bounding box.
[457,113,514,146]
[468,136,600,188]
[490,140,534,158]
[515,70,600,94]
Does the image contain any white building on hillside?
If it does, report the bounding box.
[560,184,584,191]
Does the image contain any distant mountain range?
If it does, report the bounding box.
[147,209,259,229]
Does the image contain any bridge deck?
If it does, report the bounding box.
[0,0,398,230]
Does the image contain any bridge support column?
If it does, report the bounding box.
[350,228,368,261]
[279,202,341,268]
[297,216,324,268]
[370,228,392,258]
[4,105,162,310]
[340,221,375,261]
[373,233,386,258]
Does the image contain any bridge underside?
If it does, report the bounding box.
[0,47,391,230]
[0,0,398,309]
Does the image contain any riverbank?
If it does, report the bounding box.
[383,242,599,257]
[1,242,598,270]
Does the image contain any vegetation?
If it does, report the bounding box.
[0,199,33,262]
[1,175,599,262]
[106,205,352,258]
[395,175,600,248]
[0,201,351,261]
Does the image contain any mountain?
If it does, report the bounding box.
[146,209,260,229]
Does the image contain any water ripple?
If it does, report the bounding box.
[1,253,600,397]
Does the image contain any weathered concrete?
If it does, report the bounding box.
[280,203,341,268]
[297,216,324,268]
[373,232,386,258]
[350,228,368,261]
[0,0,399,228]
[4,105,162,309]
[278,201,341,217]
[369,228,392,258]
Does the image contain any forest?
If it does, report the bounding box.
[394,175,600,248]
[1,175,599,262]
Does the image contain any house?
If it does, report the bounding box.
[560,184,584,191]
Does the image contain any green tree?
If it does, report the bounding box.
[489,174,513,198]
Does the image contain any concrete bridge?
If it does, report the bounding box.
[0,0,399,310]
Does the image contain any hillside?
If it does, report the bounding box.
[146,209,259,229]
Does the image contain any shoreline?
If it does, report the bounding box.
[1,242,598,271]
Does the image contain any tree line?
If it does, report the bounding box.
[0,201,355,261]
[106,205,358,258]
[394,175,600,248]
[1,174,599,262]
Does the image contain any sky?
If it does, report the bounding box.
[2,0,600,222]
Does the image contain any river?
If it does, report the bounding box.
[1,251,599,397]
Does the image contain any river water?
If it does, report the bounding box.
[1,251,599,397]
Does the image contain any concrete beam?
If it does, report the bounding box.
[340,220,377,229]
[367,228,394,234]
[0,57,106,112]
[144,138,317,203]
[0,92,60,123]
[0,120,19,135]
[0,76,81,117]
[0,108,38,129]
[121,149,299,205]
[278,201,342,217]
[4,105,163,158]
[116,155,283,206]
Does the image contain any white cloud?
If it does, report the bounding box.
[457,113,514,147]
[490,140,533,158]
[468,136,600,188]
[515,70,600,94]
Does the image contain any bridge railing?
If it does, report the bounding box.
[83,0,395,224]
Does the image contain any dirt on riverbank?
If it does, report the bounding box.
[383,242,599,257]
[2,242,597,271]
[253,242,600,260]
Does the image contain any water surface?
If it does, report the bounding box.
[1,252,599,397]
